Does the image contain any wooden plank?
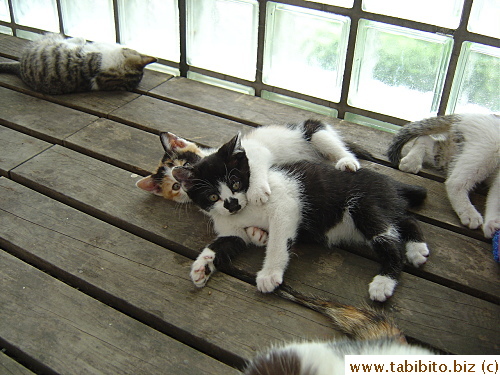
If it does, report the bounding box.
[0,178,336,368]
[0,251,235,375]
[64,118,164,175]
[108,95,249,144]
[0,125,52,177]
[0,352,36,375]
[8,146,500,354]
[0,86,98,143]
[0,34,30,59]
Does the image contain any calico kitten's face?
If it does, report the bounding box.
[136,132,204,203]
[172,134,250,216]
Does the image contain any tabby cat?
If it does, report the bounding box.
[243,285,434,375]
[0,33,156,94]
[136,119,371,203]
[387,113,499,238]
[173,134,429,302]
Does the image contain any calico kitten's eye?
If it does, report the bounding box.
[172,182,181,191]
[208,194,219,202]
[232,181,241,191]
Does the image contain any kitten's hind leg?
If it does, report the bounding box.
[245,227,268,246]
[306,121,360,172]
[483,171,500,238]
[399,216,429,267]
[190,236,247,288]
[399,135,433,174]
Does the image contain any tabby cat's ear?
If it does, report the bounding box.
[136,175,162,196]
[160,132,189,152]
[217,133,244,161]
[139,55,157,68]
[171,166,194,190]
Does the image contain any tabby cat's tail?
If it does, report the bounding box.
[0,61,21,75]
[387,114,459,166]
[275,284,405,342]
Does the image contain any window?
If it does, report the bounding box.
[1,0,498,128]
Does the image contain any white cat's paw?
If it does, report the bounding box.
[256,268,283,293]
[457,207,483,229]
[247,182,271,205]
[245,226,268,246]
[190,248,216,288]
[399,156,422,174]
[405,242,429,267]
[335,157,360,172]
[483,218,500,239]
[368,275,397,302]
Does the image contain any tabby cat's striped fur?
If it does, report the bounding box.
[0,33,156,94]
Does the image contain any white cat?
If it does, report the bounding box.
[387,114,500,238]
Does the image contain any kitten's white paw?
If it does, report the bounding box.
[405,242,429,267]
[457,207,483,229]
[247,182,271,205]
[399,156,422,174]
[483,218,500,239]
[190,248,216,288]
[256,269,283,293]
[335,157,360,172]
[368,275,397,302]
[245,226,268,246]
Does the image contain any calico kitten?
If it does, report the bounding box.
[172,134,429,302]
[0,33,156,94]
[136,119,370,203]
[244,285,434,375]
[387,113,499,238]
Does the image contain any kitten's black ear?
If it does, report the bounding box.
[171,166,194,190]
[217,133,244,161]
[160,132,189,152]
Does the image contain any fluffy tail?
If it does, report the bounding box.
[0,61,21,75]
[345,141,376,162]
[387,114,459,166]
[275,284,405,342]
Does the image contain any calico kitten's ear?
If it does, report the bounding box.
[136,175,162,196]
[217,133,244,161]
[171,166,194,190]
[160,132,189,152]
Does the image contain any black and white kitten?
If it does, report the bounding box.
[0,33,156,94]
[243,285,434,375]
[173,135,430,302]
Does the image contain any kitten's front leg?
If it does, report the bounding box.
[190,236,247,288]
[245,226,268,246]
[483,173,500,238]
[245,144,272,205]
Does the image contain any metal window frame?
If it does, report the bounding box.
[1,0,499,125]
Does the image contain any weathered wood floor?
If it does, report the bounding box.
[0,35,499,374]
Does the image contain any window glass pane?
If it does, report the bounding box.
[188,71,255,95]
[468,0,500,39]
[344,112,399,133]
[60,0,115,43]
[263,2,350,102]
[348,19,453,121]
[261,91,338,117]
[362,0,463,29]
[186,0,258,81]
[0,25,12,35]
[148,63,180,77]
[12,0,59,32]
[0,0,10,22]
[448,42,500,114]
[118,0,180,62]
[308,0,354,8]
[16,29,42,40]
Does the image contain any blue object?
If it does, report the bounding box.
[493,230,499,263]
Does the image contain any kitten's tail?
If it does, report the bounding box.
[345,141,376,162]
[387,114,459,166]
[0,61,21,75]
[275,284,405,342]
[396,183,427,208]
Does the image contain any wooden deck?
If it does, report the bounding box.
[0,34,498,374]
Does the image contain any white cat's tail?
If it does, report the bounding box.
[387,114,460,165]
[275,284,405,342]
